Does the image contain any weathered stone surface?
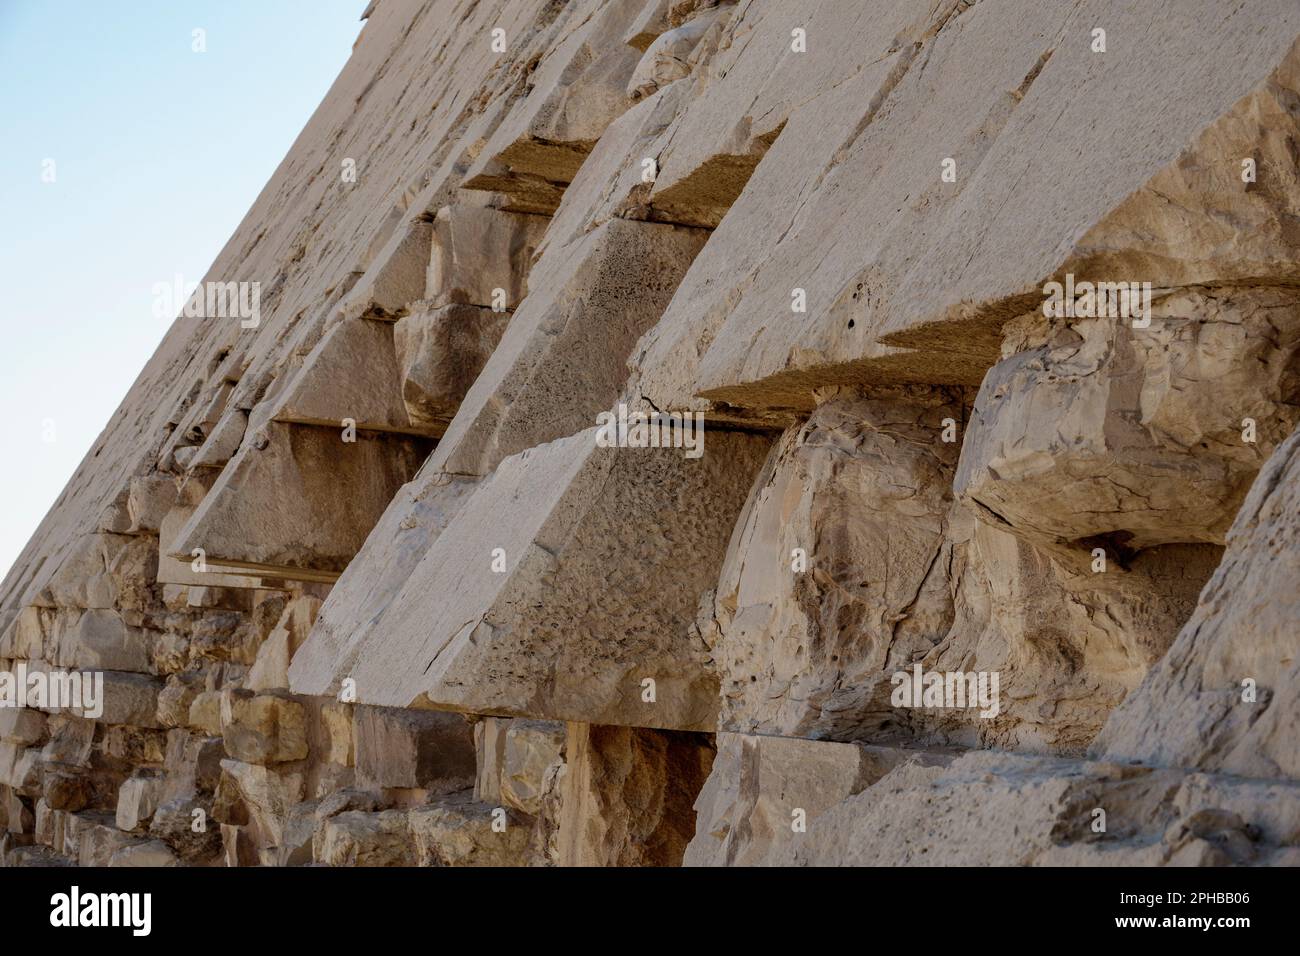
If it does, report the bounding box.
[271,318,430,436]
[115,773,166,832]
[956,290,1300,550]
[463,0,647,214]
[500,720,566,817]
[314,808,413,866]
[289,470,479,698]
[246,596,321,692]
[345,427,769,730]
[221,690,309,765]
[428,218,708,479]
[425,205,548,311]
[171,421,429,580]
[1092,425,1300,779]
[8,0,1300,872]
[353,706,475,793]
[688,742,1300,867]
[558,722,713,866]
[392,304,509,432]
[409,793,533,866]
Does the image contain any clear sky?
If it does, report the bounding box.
[0,0,365,580]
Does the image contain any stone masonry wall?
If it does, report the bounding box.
[3,0,1299,867]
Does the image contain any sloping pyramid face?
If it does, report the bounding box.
[3,0,1300,868]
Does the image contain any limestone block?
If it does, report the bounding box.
[339,217,433,321]
[0,606,49,660]
[393,304,510,431]
[558,723,714,867]
[39,533,156,612]
[76,815,138,866]
[623,0,672,51]
[409,793,533,866]
[288,471,479,697]
[425,205,548,310]
[709,390,962,739]
[156,499,265,590]
[126,474,177,534]
[246,596,322,692]
[221,690,309,765]
[689,747,1300,867]
[314,809,413,866]
[213,759,306,848]
[685,733,942,867]
[51,608,153,674]
[1092,425,1300,779]
[108,838,179,867]
[473,717,507,805]
[320,702,354,767]
[0,709,47,746]
[626,8,720,100]
[72,672,163,728]
[188,691,223,736]
[350,426,768,730]
[640,1,1300,417]
[353,706,476,793]
[170,421,429,581]
[463,0,646,213]
[956,290,1300,549]
[501,719,565,816]
[271,318,430,436]
[149,797,222,863]
[428,217,707,479]
[115,774,166,832]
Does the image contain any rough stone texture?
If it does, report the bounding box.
[326,426,769,730]
[558,723,714,866]
[956,290,1300,550]
[1092,426,1300,780]
[5,0,1299,869]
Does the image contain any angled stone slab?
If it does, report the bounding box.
[685,1,1300,411]
[428,217,707,478]
[425,204,549,311]
[170,421,429,581]
[270,317,432,436]
[337,216,433,322]
[289,469,480,697]
[462,0,647,214]
[345,426,771,730]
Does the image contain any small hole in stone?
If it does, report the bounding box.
[847,319,855,329]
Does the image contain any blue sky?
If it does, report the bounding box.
[0,1,365,578]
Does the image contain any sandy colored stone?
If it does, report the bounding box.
[271,317,430,436]
[1092,425,1300,779]
[557,722,713,866]
[353,705,475,793]
[221,690,309,765]
[171,421,428,581]
[425,204,548,311]
[392,304,509,431]
[314,809,413,867]
[346,426,769,729]
[427,218,708,479]
[408,792,533,866]
[956,290,1300,550]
